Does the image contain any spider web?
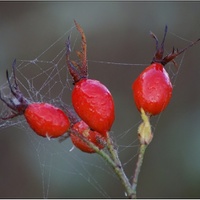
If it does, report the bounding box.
[0,24,192,198]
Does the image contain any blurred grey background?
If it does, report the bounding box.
[1,1,200,198]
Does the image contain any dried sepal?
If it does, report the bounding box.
[138,108,153,145]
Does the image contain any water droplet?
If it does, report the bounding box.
[46,134,51,141]
[69,145,75,152]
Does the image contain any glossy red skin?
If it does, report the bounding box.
[24,103,70,138]
[132,63,173,115]
[72,79,115,136]
[70,120,106,153]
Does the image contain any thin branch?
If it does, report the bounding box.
[71,129,135,198]
[131,108,153,198]
[131,144,147,198]
[106,132,135,198]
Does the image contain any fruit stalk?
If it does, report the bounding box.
[131,144,147,198]
[131,108,153,198]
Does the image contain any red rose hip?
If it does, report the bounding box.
[25,103,70,138]
[66,21,115,135]
[132,26,200,115]
[72,78,115,136]
[133,63,172,115]
[70,120,106,153]
[0,59,70,138]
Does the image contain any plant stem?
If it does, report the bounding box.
[132,144,147,198]
[131,108,153,198]
[106,132,135,198]
[71,129,135,198]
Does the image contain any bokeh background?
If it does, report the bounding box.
[1,1,200,198]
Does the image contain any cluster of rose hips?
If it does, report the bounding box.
[0,21,199,152]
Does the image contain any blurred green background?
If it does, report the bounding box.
[1,1,200,198]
